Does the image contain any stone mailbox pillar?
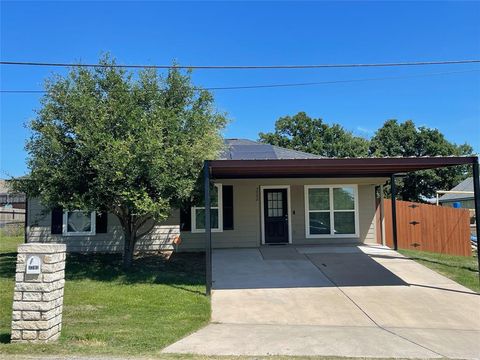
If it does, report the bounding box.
[11,243,66,342]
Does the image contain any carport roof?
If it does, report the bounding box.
[209,156,478,179]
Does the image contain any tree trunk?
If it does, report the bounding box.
[118,213,156,269]
[122,235,134,268]
[122,216,136,269]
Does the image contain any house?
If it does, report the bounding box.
[0,179,26,236]
[437,176,479,237]
[25,139,479,253]
[0,179,26,209]
[438,177,477,209]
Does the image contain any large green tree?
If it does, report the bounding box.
[370,119,473,201]
[17,56,227,267]
[259,112,369,157]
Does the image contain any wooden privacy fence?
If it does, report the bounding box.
[383,199,471,256]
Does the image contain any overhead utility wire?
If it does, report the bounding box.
[205,69,480,90]
[1,59,480,70]
[1,69,479,94]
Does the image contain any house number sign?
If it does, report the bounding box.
[26,256,42,275]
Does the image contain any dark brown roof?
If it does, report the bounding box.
[209,156,478,179]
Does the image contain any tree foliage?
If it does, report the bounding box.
[370,119,473,201]
[17,55,227,267]
[258,112,369,158]
[259,113,473,202]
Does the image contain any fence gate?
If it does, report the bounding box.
[382,199,471,256]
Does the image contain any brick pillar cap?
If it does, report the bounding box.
[17,244,67,254]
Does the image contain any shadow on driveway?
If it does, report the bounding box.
[213,246,407,290]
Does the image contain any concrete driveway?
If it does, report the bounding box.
[163,245,480,358]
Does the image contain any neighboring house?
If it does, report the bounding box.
[0,179,26,209]
[0,180,26,235]
[438,176,478,237]
[438,177,477,209]
[25,139,477,253]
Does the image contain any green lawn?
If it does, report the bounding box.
[0,235,24,253]
[399,248,479,292]
[0,235,210,356]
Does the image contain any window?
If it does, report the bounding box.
[305,185,358,238]
[191,184,223,233]
[63,210,96,236]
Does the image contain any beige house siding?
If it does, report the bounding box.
[27,198,180,253]
[179,177,386,251]
[27,177,384,252]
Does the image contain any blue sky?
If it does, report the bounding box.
[1,1,479,177]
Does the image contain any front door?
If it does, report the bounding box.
[263,189,289,244]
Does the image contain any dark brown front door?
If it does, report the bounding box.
[263,189,289,244]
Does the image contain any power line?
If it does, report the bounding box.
[1,59,480,70]
[205,69,480,90]
[1,69,479,94]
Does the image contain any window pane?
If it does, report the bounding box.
[196,209,205,229]
[211,186,219,207]
[67,211,91,232]
[308,188,329,210]
[309,212,330,234]
[333,187,355,210]
[211,209,219,228]
[333,212,355,234]
[195,208,219,230]
[198,185,219,207]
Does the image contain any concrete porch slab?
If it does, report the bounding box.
[212,248,332,289]
[259,246,306,260]
[306,252,407,287]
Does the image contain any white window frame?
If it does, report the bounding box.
[304,185,359,238]
[63,210,96,236]
[191,183,223,233]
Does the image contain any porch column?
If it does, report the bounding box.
[390,174,398,250]
[204,160,212,296]
[380,184,386,246]
[472,161,480,274]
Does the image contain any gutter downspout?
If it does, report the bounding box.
[204,161,212,296]
[380,184,386,246]
[390,174,398,251]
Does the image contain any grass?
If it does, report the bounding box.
[0,235,210,356]
[0,235,24,253]
[399,248,479,292]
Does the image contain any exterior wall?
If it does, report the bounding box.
[27,177,384,252]
[440,199,475,210]
[179,177,386,251]
[26,198,180,253]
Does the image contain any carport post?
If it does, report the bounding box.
[204,160,212,296]
[472,161,480,274]
[390,174,398,250]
